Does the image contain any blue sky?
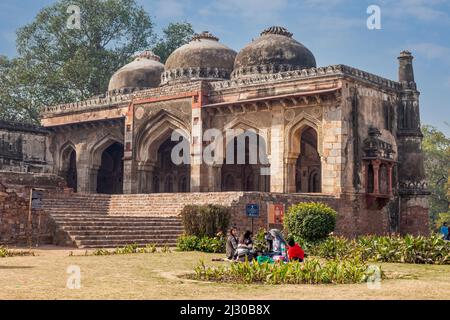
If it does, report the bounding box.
[0,0,449,135]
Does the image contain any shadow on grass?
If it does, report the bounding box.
[0,266,35,270]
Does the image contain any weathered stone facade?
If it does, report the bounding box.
[32,27,430,237]
[0,173,64,245]
[0,121,51,173]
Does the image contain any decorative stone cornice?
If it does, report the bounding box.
[191,31,219,42]
[135,50,161,62]
[42,94,134,117]
[42,81,204,118]
[212,64,402,91]
[161,67,231,86]
[399,181,430,196]
[261,26,293,38]
[42,65,402,117]
[0,120,49,135]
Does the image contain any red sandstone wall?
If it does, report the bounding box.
[0,184,52,245]
[0,173,65,246]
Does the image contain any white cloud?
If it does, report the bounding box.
[302,0,349,8]
[152,0,187,19]
[382,0,450,22]
[407,42,450,65]
[207,0,288,23]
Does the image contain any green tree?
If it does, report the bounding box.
[153,22,195,63]
[1,0,194,124]
[422,125,450,229]
[16,0,156,108]
[0,56,42,122]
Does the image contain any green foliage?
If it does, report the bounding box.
[92,244,160,256]
[180,205,231,238]
[1,0,194,123]
[309,234,450,265]
[253,229,268,253]
[193,257,375,285]
[435,212,450,231]
[177,235,226,253]
[0,246,34,258]
[422,125,450,228]
[284,202,337,242]
[153,22,195,63]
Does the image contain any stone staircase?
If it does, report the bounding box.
[42,193,244,249]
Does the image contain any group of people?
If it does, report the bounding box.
[440,222,449,240]
[225,227,305,263]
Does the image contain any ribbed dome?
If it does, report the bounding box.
[232,26,316,79]
[108,51,164,95]
[161,31,237,85]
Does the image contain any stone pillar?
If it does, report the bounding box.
[285,156,297,193]
[372,160,381,195]
[123,159,138,194]
[190,107,204,192]
[387,162,394,195]
[270,105,285,193]
[123,102,135,194]
[137,162,155,193]
[75,143,91,193]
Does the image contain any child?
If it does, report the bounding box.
[287,239,305,262]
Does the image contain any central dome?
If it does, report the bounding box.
[161,31,237,85]
[232,26,316,79]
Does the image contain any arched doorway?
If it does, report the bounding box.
[61,146,77,192]
[221,132,270,192]
[97,142,124,194]
[295,127,321,193]
[153,138,190,193]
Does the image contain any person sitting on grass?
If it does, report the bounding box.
[235,231,255,262]
[440,222,449,240]
[226,228,238,261]
[287,239,305,262]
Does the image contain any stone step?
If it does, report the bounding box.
[52,216,182,221]
[77,241,177,249]
[65,229,183,235]
[73,234,180,240]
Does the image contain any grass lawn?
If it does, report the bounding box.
[0,246,449,300]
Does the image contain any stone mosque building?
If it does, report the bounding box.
[0,26,430,246]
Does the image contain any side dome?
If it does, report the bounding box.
[232,26,316,79]
[161,31,237,85]
[108,51,164,95]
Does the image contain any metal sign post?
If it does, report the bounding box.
[28,188,45,248]
[246,204,260,234]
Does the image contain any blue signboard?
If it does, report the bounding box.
[246,204,260,217]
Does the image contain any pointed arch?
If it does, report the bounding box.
[285,112,323,158]
[89,134,124,168]
[59,141,76,172]
[135,110,191,164]
[59,141,77,192]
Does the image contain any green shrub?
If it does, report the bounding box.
[307,234,450,265]
[192,257,377,285]
[177,235,225,253]
[284,202,337,242]
[0,246,34,258]
[0,246,9,258]
[180,205,230,237]
[92,244,161,256]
